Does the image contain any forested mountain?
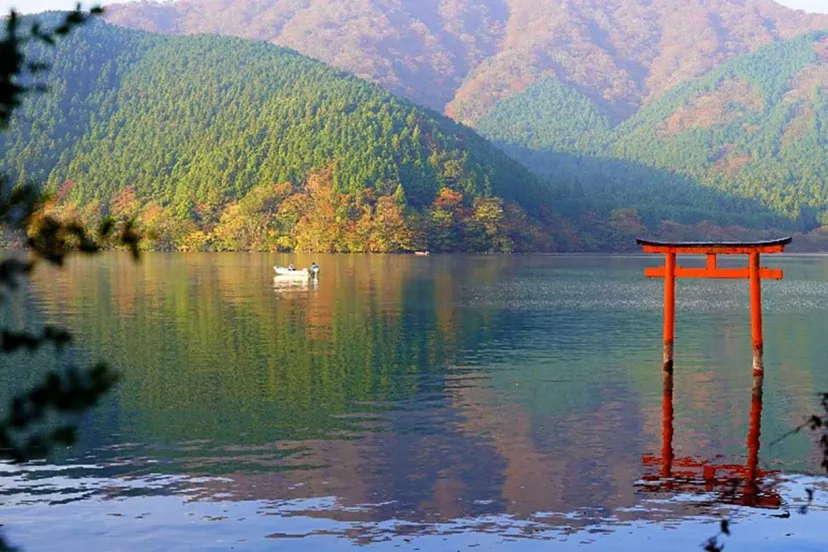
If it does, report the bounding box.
[106,0,828,123]
[101,0,828,246]
[613,32,828,226]
[6,8,828,252]
[3,18,552,209]
[481,32,828,231]
[1,18,588,253]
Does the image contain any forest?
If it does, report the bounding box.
[80,1,828,250]
[479,33,828,236]
[0,18,587,253]
[36,169,572,253]
[4,17,828,253]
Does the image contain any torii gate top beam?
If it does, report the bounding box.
[636,237,792,255]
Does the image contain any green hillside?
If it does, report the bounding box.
[479,32,828,234]
[0,18,586,252]
[475,77,611,154]
[2,19,559,211]
[97,1,828,248]
[612,31,828,227]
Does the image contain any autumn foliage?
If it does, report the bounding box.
[30,174,828,254]
[32,169,578,253]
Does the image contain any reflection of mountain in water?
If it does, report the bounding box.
[1,254,828,546]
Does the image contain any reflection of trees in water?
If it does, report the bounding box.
[13,254,828,537]
[24,255,540,445]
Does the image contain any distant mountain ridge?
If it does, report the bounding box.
[105,0,828,123]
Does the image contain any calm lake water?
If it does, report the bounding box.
[1,253,828,551]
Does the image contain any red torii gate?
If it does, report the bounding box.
[636,237,792,373]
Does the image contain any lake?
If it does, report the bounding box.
[1,253,828,551]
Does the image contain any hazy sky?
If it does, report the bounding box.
[1,1,139,13]
[778,0,828,12]
[1,0,828,14]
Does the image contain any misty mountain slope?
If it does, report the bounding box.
[106,0,511,113]
[106,0,828,123]
[480,32,828,229]
[3,8,820,252]
[611,31,828,224]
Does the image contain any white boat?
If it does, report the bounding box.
[273,265,320,279]
[274,267,310,279]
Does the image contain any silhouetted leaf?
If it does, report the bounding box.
[703,536,724,552]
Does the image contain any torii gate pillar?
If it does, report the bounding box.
[637,238,792,374]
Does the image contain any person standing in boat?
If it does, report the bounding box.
[310,262,319,276]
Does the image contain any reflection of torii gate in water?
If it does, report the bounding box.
[636,238,792,508]
[639,370,781,508]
